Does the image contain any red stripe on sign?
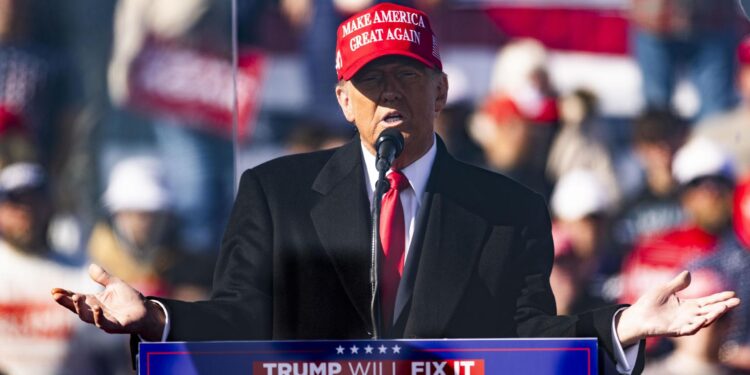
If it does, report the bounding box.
[484,7,629,54]
[0,303,75,339]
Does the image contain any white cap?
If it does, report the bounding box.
[490,38,548,96]
[673,137,735,185]
[103,156,172,212]
[0,163,46,195]
[551,169,611,221]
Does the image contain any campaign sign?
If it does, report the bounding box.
[127,39,265,140]
[139,338,596,375]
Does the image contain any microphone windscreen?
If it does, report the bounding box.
[375,129,404,158]
[375,129,404,172]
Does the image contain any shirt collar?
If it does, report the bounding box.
[361,134,437,198]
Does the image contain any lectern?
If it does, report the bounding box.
[139,338,596,374]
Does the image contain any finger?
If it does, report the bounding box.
[695,291,737,307]
[700,297,741,321]
[700,297,741,313]
[52,290,78,314]
[88,264,114,287]
[73,294,94,324]
[728,297,741,309]
[71,294,86,323]
[678,317,706,336]
[702,304,727,324]
[697,298,740,318]
[71,294,82,315]
[92,305,104,329]
[664,270,691,294]
[88,299,118,333]
[51,288,73,296]
[92,304,121,333]
[86,301,124,334]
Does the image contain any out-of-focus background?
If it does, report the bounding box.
[1,0,750,374]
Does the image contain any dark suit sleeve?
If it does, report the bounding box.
[513,194,645,374]
[158,169,274,341]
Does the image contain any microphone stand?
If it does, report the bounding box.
[369,167,388,339]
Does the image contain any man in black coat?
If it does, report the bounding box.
[53,3,739,374]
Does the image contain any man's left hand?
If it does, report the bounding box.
[616,270,741,347]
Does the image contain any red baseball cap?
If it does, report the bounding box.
[481,94,559,125]
[335,2,442,81]
[481,95,523,124]
[739,35,750,65]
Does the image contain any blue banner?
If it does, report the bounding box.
[139,338,597,375]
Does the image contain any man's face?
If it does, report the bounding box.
[113,210,169,258]
[681,179,733,235]
[0,189,51,251]
[335,56,448,169]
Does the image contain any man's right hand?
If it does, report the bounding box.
[51,264,166,341]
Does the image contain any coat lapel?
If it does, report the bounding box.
[401,141,491,336]
[310,140,373,330]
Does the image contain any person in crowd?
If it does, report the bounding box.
[694,35,750,177]
[672,138,736,238]
[619,137,736,354]
[549,169,614,315]
[546,88,620,204]
[686,177,750,372]
[611,110,689,261]
[469,91,558,199]
[621,137,736,302]
[469,39,559,199]
[0,163,121,374]
[629,0,740,119]
[89,156,212,301]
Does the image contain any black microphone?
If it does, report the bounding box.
[375,129,405,172]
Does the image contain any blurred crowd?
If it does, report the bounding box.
[1,0,750,374]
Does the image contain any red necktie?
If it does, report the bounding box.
[380,170,409,327]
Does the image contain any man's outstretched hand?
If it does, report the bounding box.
[51,264,166,341]
[616,270,741,347]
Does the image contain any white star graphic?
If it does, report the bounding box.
[392,345,401,354]
[364,345,374,354]
[335,346,345,355]
[378,345,388,354]
[350,345,360,354]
